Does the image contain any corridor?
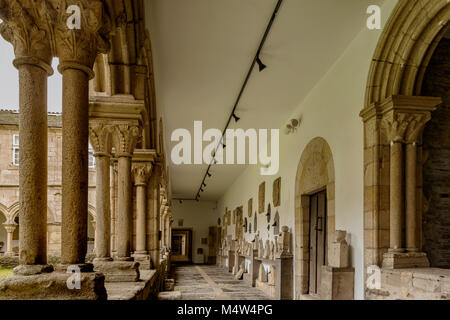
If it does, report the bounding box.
[171,265,273,300]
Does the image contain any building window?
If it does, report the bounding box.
[88,142,95,169]
[12,134,19,166]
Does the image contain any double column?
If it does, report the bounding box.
[112,123,141,261]
[381,96,440,268]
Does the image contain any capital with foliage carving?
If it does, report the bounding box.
[0,0,55,74]
[112,123,142,158]
[132,163,152,186]
[89,120,113,156]
[55,0,111,78]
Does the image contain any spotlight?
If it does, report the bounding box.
[232,113,240,122]
[207,172,212,177]
[256,56,266,72]
[212,158,218,164]
[223,143,226,148]
[200,188,204,192]
[179,200,182,204]
[202,182,206,187]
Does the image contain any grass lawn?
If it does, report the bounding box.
[0,268,13,280]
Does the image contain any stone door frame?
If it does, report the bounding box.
[294,137,335,299]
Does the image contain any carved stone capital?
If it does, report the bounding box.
[3,223,17,233]
[0,0,54,73]
[382,113,414,143]
[89,120,113,156]
[132,163,152,186]
[112,122,142,157]
[380,95,441,144]
[55,0,111,78]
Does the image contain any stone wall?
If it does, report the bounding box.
[0,112,97,257]
[422,38,450,269]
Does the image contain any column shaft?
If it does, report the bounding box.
[95,155,111,259]
[6,230,14,255]
[405,143,418,251]
[17,62,49,265]
[135,184,147,254]
[148,171,161,268]
[116,156,132,259]
[389,141,404,252]
[61,68,89,265]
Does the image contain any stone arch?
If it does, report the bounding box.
[0,203,8,222]
[294,137,335,299]
[361,0,450,298]
[365,0,450,109]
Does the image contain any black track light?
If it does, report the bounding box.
[202,182,206,187]
[200,188,204,192]
[207,172,212,177]
[256,56,266,72]
[179,200,182,204]
[223,143,226,148]
[232,113,240,122]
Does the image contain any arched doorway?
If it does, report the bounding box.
[294,137,335,299]
[361,0,450,299]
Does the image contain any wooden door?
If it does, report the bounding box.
[308,190,327,295]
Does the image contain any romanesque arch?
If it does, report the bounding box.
[361,0,450,298]
[365,0,450,108]
[294,137,335,299]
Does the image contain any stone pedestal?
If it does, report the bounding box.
[0,265,106,300]
[133,253,152,270]
[320,266,355,300]
[382,252,430,269]
[93,260,140,282]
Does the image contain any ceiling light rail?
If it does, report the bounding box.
[190,0,284,202]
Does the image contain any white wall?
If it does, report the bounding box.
[217,1,397,300]
[171,200,221,264]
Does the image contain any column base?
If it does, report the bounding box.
[55,263,94,273]
[0,269,106,300]
[132,253,152,270]
[94,260,140,282]
[382,252,430,269]
[14,264,54,276]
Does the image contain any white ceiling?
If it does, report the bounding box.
[146,0,384,200]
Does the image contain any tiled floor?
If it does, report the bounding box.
[171,265,273,300]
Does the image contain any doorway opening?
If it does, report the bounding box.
[171,228,192,264]
[308,190,327,295]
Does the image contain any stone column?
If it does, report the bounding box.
[112,123,141,260]
[110,161,117,254]
[132,163,152,255]
[389,138,404,253]
[56,3,111,267]
[89,121,113,261]
[380,96,439,269]
[405,115,430,252]
[3,224,17,256]
[148,164,161,268]
[0,8,53,270]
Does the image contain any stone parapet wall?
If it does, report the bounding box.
[367,268,450,300]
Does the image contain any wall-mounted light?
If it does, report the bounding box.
[283,115,302,135]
